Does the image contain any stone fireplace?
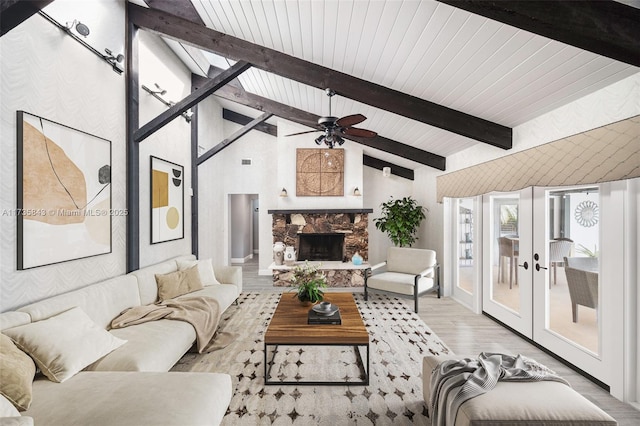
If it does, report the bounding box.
[268,209,372,287]
[298,233,345,261]
[270,209,371,260]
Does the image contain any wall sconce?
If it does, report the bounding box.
[280,188,288,197]
[353,187,361,196]
[142,83,193,123]
[382,166,391,177]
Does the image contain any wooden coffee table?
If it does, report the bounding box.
[264,292,370,386]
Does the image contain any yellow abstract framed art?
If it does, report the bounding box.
[150,156,184,244]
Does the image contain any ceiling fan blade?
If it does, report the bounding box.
[342,127,377,138]
[336,114,366,127]
[285,129,321,137]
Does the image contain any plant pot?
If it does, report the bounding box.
[296,292,323,306]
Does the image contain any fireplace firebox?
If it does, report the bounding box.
[298,233,345,262]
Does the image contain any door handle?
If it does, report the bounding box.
[535,263,548,271]
[518,261,529,270]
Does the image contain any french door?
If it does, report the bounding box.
[482,189,533,337]
[482,185,621,386]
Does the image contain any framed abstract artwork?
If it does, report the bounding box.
[150,156,184,244]
[17,111,112,270]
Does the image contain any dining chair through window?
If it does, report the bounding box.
[498,236,519,289]
[548,238,573,287]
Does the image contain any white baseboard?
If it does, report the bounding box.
[231,254,253,263]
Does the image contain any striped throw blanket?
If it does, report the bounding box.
[429,353,570,426]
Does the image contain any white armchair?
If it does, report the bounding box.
[364,247,440,313]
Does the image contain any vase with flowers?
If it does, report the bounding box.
[290,261,327,305]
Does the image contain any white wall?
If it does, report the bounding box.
[195,94,224,265]
[363,166,413,264]
[138,31,192,267]
[276,121,364,210]
[0,1,196,311]
[0,5,126,311]
[196,114,277,272]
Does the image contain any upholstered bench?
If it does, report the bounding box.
[423,354,617,426]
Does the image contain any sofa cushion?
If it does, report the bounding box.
[454,381,617,426]
[213,266,243,293]
[155,266,203,302]
[0,394,21,418]
[185,284,239,312]
[3,307,126,383]
[423,355,616,426]
[0,416,34,426]
[0,334,36,411]
[387,247,436,275]
[24,372,232,426]
[16,275,140,329]
[177,258,221,286]
[129,258,186,306]
[367,272,435,296]
[0,312,31,332]
[86,319,196,372]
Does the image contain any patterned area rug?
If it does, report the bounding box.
[172,292,451,425]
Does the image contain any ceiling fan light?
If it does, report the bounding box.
[315,135,324,145]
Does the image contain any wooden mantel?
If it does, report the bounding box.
[268,209,373,214]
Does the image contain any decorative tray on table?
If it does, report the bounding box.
[308,301,341,325]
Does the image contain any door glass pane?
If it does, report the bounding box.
[547,188,600,354]
[491,195,520,312]
[457,199,474,294]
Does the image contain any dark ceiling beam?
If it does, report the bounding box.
[193,74,446,171]
[363,155,414,181]
[134,60,251,143]
[352,134,445,171]
[437,0,640,68]
[206,77,319,128]
[144,0,204,26]
[197,112,273,165]
[1,0,54,36]
[223,108,277,137]
[127,3,512,150]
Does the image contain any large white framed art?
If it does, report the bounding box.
[150,156,184,244]
[17,111,112,270]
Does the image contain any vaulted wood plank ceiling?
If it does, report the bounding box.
[4,2,637,169]
[141,0,637,171]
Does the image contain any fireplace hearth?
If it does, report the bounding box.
[298,233,344,261]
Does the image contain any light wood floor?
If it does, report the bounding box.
[236,256,640,424]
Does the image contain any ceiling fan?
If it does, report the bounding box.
[286,88,377,148]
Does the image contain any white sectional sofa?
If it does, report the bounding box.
[0,255,242,426]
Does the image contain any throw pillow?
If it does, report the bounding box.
[177,258,220,286]
[0,394,21,418]
[155,265,204,301]
[0,334,36,411]
[2,307,127,383]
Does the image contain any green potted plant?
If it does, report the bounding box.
[374,196,427,247]
[291,262,327,305]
